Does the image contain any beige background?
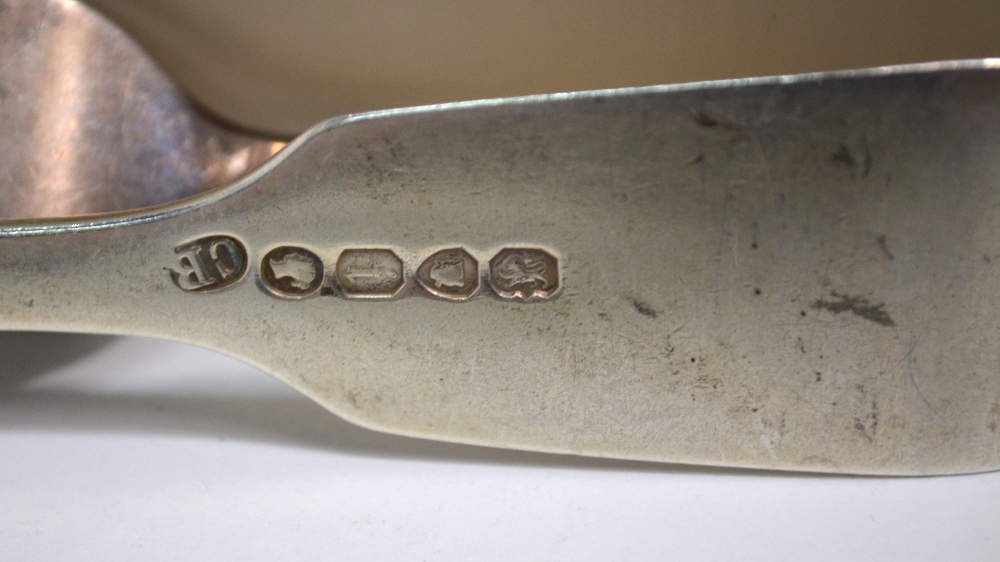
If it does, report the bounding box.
[85,0,1000,137]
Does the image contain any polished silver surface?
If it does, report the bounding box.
[2,2,1000,475]
[0,0,282,218]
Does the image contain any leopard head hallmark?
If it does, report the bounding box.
[416,248,480,301]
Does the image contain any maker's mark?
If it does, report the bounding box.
[168,235,247,292]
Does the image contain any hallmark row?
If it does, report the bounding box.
[169,236,560,302]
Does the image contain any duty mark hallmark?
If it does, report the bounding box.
[261,246,324,298]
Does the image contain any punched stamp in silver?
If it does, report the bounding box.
[260,246,324,298]
[336,249,405,298]
[488,248,559,301]
[416,248,479,300]
[168,235,247,292]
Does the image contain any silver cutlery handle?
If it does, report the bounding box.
[3,61,1000,474]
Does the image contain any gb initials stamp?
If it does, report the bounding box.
[168,235,247,292]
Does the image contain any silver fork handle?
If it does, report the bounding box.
[3,61,1000,474]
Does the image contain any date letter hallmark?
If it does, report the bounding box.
[260,246,324,299]
[416,248,479,301]
[168,235,248,292]
[488,248,560,301]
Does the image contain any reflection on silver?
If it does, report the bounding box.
[0,0,282,218]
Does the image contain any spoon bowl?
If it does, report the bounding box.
[0,0,281,218]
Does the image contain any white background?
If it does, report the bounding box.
[1,332,998,561]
